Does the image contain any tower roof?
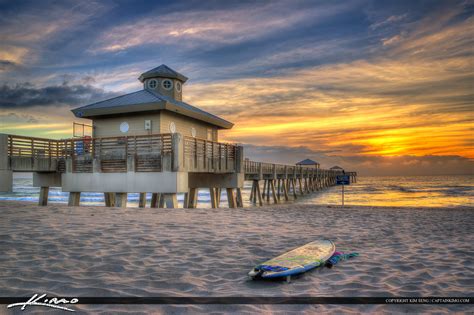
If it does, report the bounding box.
[138,64,188,83]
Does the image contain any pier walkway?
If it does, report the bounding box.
[0,133,356,208]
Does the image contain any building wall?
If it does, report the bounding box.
[92,113,161,137]
[92,111,218,141]
[160,111,218,141]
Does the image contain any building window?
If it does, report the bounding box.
[147,79,158,89]
[176,81,182,92]
[191,127,196,138]
[169,121,176,133]
[120,122,129,133]
[162,79,173,90]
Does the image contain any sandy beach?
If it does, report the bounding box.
[0,201,472,314]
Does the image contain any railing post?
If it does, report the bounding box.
[0,134,12,192]
[171,133,184,172]
[225,144,228,171]
[211,141,214,170]
[0,134,10,170]
[204,140,207,170]
[219,144,222,171]
[235,146,244,173]
[31,138,34,169]
[194,137,198,170]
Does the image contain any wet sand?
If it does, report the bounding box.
[0,201,472,314]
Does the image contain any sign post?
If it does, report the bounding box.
[336,175,350,207]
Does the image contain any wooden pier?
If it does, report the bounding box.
[0,133,357,208]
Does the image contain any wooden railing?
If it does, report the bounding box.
[244,159,333,179]
[6,133,238,173]
[8,135,64,158]
[7,135,66,171]
[65,134,173,173]
[184,136,238,173]
[5,133,356,177]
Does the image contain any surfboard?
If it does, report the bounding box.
[248,239,335,281]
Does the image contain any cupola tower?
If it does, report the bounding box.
[138,64,188,101]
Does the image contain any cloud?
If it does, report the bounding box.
[0,46,28,65]
[370,14,407,30]
[0,60,18,72]
[0,82,118,108]
[196,46,473,158]
[0,0,110,68]
[0,0,472,173]
[382,34,402,46]
[92,1,356,53]
[0,112,38,123]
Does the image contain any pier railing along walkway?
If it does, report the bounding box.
[1,133,356,208]
[4,133,240,174]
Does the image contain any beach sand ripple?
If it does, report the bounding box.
[0,202,472,314]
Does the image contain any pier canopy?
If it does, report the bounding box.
[71,64,233,139]
[296,159,320,168]
[330,165,344,171]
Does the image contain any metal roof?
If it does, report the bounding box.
[138,64,188,83]
[72,89,233,129]
[296,158,320,165]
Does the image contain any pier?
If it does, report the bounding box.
[0,133,356,208]
[0,65,356,208]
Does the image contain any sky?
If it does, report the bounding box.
[0,0,473,175]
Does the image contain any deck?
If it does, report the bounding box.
[0,133,356,208]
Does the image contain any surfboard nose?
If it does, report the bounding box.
[248,268,264,279]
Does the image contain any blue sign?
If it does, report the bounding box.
[75,141,84,155]
[336,175,350,185]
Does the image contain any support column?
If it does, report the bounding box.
[291,179,297,199]
[68,192,81,206]
[38,187,49,206]
[298,178,304,195]
[255,181,263,206]
[266,180,271,202]
[251,181,257,204]
[104,192,115,207]
[283,179,289,201]
[151,193,160,208]
[210,188,218,208]
[277,179,281,201]
[236,187,243,207]
[138,193,147,208]
[270,180,278,204]
[162,193,178,208]
[216,188,221,207]
[187,188,198,208]
[262,180,267,199]
[159,194,165,208]
[249,181,255,201]
[183,192,189,208]
[226,188,237,208]
[115,193,127,208]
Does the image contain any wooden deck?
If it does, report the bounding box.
[1,133,357,207]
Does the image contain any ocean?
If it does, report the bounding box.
[0,173,472,208]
